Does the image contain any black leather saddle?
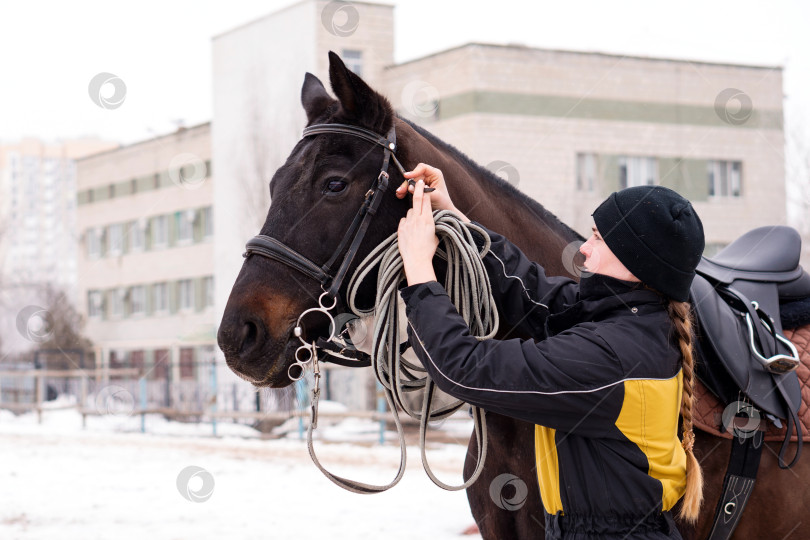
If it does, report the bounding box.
[696,226,810,298]
[691,225,810,538]
[690,226,809,466]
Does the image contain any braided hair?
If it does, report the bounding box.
[667,299,704,522]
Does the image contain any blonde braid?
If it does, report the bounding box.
[667,299,704,523]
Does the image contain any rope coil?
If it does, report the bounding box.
[306,210,500,493]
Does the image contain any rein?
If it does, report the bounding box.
[242,121,498,493]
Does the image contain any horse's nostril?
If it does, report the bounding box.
[239,320,259,354]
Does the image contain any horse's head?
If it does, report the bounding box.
[218,52,412,387]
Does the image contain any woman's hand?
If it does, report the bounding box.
[397,179,439,286]
[395,163,456,213]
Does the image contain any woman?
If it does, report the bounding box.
[394,164,705,539]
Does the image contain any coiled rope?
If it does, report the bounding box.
[306,210,500,493]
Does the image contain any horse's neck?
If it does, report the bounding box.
[399,122,573,276]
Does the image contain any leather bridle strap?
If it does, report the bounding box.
[302,123,407,176]
[243,123,400,300]
[243,234,330,285]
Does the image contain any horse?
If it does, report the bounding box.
[217,51,810,539]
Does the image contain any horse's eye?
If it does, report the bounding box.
[325,178,348,193]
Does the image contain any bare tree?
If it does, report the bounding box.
[785,104,810,267]
[29,284,93,369]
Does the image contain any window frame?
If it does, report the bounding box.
[618,156,658,188]
[576,153,597,192]
[129,285,146,316]
[151,215,169,248]
[708,160,743,198]
[87,290,104,318]
[152,282,168,314]
[178,279,194,312]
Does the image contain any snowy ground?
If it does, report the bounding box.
[0,404,480,540]
[0,404,482,540]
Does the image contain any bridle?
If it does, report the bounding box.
[241,120,492,495]
[242,122,408,379]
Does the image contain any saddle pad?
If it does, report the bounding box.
[693,324,810,442]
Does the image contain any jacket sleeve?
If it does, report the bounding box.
[400,280,626,436]
[469,220,579,338]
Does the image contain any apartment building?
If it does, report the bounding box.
[0,138,116,299]
[75,123,214,400]
[381,43,786,254]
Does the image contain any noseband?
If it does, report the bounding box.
[242,122,407,378]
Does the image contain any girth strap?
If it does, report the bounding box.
[706,428,764,539]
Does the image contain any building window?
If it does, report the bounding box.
[342,49,362,76]
[110,288,126,318]
[202,207,213,239]
[178,279,193,311]
[87,228,102,258]
[109,350,130,378]
[618,156,658,188]
[130,285,146,316]
[576,153,597,192]
[153,282,168,313]
[176,210,194,244]
[129,220,145,252]
[130,350,145,375]
[179,348,195,379]
[708,160,742,197]
[88,290,104,318]
[151,349,170,380]
[151,215,168,248]
[203,276,214,308]
[107,223,124,256]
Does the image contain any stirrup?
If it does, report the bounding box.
[743,305,800,374]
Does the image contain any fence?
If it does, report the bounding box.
[0,363,408,442]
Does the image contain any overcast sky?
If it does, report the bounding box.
[1,0,808,146]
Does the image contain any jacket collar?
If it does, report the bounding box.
[547,273,667,335]
[579,272,646,300]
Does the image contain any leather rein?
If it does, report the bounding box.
[242,122,408,376]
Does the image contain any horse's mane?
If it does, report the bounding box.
[400,117,583,243]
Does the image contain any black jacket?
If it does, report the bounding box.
[400,222,686,539]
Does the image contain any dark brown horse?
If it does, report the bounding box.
[218,52,810,539]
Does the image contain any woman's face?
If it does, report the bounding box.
[579,225,640,282]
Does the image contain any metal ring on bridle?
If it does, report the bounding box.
[294,307,336,347]
[295,345,314,364]
[289,341,317,381]
[318,290,338,311]
[288,361,306,381]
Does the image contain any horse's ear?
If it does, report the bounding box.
[301,72,335,124]
[328,51,392,130]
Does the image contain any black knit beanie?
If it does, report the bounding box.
[591,185,705,302]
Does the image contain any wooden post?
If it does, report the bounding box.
[140,377,147,434]
[36,372,44,424]
[80,374,88,429]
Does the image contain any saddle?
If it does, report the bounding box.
[690,226,810,443]
[688,226,810,539]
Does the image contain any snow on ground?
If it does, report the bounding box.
[0,406,482,540]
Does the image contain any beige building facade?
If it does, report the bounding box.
[75,123,214,394]
[382,44,786,254]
